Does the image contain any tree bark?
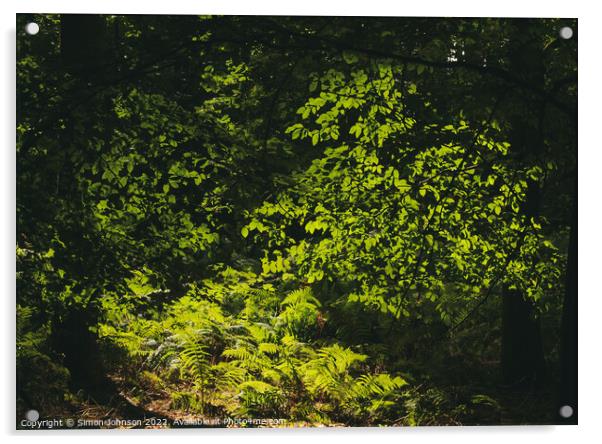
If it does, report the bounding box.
[50,14,111,393]
[557,204,577,423]
[500,20,547,387]
[501,288,546,385]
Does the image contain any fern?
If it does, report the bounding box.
[179,336,209,377]
[276,288,322,340]
[97,278,411,424]
[343,373,408,422]
[236,380,286,417]
[169,334,212,413]
[301,344,366,403]
[171,390,199,412]
[258,342,279,354]
[281,287,321,307]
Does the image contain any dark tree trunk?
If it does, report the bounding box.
[501,288,546,386]
[500,20,547,387]
[500,169,547,387]
[557,205,577,423]
[51,306,107,392]
[50,14,111,394]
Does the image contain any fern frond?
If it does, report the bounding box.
[281,287,321,307]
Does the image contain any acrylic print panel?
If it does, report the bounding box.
[16,14,577,429]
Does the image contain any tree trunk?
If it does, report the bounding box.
[500,20,547,387]
[557,204,577,423]
[501,288,546,386]
[50,14,111,394]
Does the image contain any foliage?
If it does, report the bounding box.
[16,14,576,426]
[97,279,409,424]
[16,305,70,414]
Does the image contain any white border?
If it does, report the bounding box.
[2,1,599,443]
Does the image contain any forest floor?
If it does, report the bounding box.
[55,365,557,429]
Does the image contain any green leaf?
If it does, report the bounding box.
[311,132,320,146]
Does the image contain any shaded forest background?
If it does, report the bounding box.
[16,14,577,427]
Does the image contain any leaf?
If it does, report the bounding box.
[342,51,359,64]
[311,132,320,146]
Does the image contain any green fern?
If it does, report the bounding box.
[276,287,322,339]
[97,279,411,424]
[301,344,366,402]
[343,373,408,422]
[236,380,286,417]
